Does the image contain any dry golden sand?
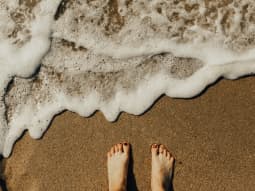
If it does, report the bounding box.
[1,77,255,191]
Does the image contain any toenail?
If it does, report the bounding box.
[152,144,158,148]
[124,143,128,146]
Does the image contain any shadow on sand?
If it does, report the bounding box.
[0,156,8,191]
[127,147,139,191]
[127,146,174,191]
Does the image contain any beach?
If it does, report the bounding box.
[1,1,255,190]
[2,77,255,191]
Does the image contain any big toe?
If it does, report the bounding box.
[123,142,130,154]
[151,144,159,156]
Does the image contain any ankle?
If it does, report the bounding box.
[151,187,167,191]
[151,183,168,191]
[109,184,126,191]
[110,188,126,191]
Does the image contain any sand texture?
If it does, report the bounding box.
[2,77,255,191]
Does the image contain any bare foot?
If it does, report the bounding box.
[151,144,175,191]
[107,143,130,191]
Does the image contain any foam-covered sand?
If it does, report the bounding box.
[1,0,255,157]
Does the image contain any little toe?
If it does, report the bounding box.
[170,156,175,164]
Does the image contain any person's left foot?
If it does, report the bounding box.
[107,143,130,191]
[151,144,175,191]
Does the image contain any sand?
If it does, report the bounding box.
[1,77,255,191]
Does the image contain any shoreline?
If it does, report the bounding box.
[2,77,255,191]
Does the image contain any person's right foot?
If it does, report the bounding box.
[151,144,174,191]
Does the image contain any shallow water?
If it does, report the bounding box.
[0,0,255,157]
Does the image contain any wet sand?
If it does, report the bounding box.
[2,77,255,191]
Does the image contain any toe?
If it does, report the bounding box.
[170,156,175,164]
[110,146,115,155]
[107,151,111,158]
[123,142,130,153]
[159,144,165,154]
[118,143,123,152]
[166,151,171,159]
[151,143,159,155]
[114,144,119,153]
[163,149,167,156]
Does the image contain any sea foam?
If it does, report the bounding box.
[1,0,255,157]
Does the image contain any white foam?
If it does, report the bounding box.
[1,0,255,157]
[0,0,61,154]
